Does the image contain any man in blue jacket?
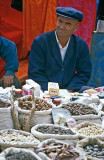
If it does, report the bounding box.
[28,7,91,92]
[0,36,21,88]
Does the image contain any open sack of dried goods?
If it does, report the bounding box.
[0,88,20,130]
[34,139,86,160]
[74,121,104,139]
[76,137,104,160]
[17,95,55,132]
[31,124,79,146]
[0,147,42,160]
[0,129,40,151]
[0,101,14,130]
[60,102,101,124]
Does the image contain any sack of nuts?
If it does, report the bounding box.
[76,137,104,160]
[0,102,14,130]
[17,95,55,132]
[74,121,104,139]
[0,147,42,160]
[31,124,79,146]
[0,129,40,151]
[60,102,101,124]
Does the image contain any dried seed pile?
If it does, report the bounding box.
[84,144,104,159]
[62,103,97,115]
[0,130,38,145]
[36,126,75,135]
[0,101,10,108]
[6,151,38,160]
[18,96,52,111]
[78,124,104,136]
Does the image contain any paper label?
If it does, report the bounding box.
[49,88,59,96]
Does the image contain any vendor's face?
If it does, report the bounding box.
[56,16,79,38]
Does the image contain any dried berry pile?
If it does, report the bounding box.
[84,144,104,159]
[62,103,97,115]
[18,96,52,111]
[0,101,10,108]
[6,151,38,160]
[34,142,84,160]
[36,125,75,135]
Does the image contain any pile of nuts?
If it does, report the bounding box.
[84,144,104,159]
[78,124,104,136]
[62,102,97,115]
[0,101,10,108]
[36,125,75,135]
[18,96,52,111]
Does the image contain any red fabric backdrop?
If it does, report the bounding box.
[0,0,97,78]
[0,0,23,78]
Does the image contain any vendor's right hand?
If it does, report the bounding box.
[1,75,14,88]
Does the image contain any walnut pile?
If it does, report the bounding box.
[18,96,52,111]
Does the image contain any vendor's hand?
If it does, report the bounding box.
[1,75,14,88]
[68,89,74,93]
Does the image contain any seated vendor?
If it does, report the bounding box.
[0,36,21,88]
[28,7,92,92]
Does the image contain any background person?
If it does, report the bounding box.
[0,36,21,88]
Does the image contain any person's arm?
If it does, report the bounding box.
[28,38,48,91]
[67,40,91,91]
[0,36,19,87]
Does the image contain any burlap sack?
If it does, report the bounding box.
[76,137,104,160]
[59,102,101,124]
[31,124,79,146]
[18,96,54,130]
[0,107,14,130]
[0,147,42,160]
[34,139,86,160]
[0,129,40,151]
[74,121,104,139]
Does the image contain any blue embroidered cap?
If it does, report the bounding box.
[56,7,83,22]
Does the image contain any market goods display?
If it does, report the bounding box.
[84,144,104,159]
[76,137,104,160]
[0,101,14,130]
[75,121,104,139]
[0,129,40,151]
[61,102,101,124]
[62,102,98,115]
[36,125,75,135]
[18,96,53,111]
[34,139,86,160]
[0,147,42,160]
[31,124,79,146]
[18,96,54,131]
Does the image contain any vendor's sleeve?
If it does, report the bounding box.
[67,41,91,90]
[0,36,19,75]
[28,39,48,91]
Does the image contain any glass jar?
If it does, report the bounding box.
[54,98,61,106]
[14,89,23,99]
